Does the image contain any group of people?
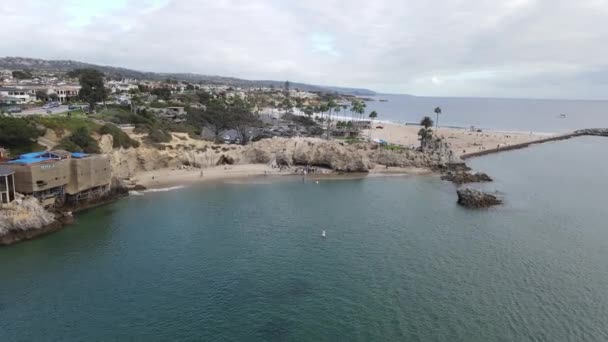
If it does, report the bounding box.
[295,165,324,175]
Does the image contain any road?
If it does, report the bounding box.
[16,105,72,116]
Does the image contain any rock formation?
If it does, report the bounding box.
[109,136,383,175]
[442,172,492,184]
[0,195,58,245]
[456,188,502,208]
[574,128,608,136]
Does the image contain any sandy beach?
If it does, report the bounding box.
[132,164,291,189]
[131,162,436,190]
[364,122,554,157]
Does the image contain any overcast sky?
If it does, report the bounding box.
[2,0,608,99]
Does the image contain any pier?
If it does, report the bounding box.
[461,129,608,160]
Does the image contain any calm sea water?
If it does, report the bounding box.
[365,94,608,133]
[1,137,608,341]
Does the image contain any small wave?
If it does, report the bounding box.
[143,185,187,193]
[129,190,144,196]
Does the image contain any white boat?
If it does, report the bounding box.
[559,114,567,118]
[322,230,326,238]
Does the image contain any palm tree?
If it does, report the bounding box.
[369,110,378,120]
[368,110,378,139]
[350,99,366,124]
[434,107,442,129]
[420,116,434,129]
[419,116,434,149]
[418,128,433,149]
[326,99,337,139]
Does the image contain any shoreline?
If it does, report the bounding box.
[131,164,435,190]
[364,121,557,158]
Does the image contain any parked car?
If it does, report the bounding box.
[7,107,21,113]
[68,104,80,110]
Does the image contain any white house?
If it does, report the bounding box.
[0,87,35,103]
[46,85,81,103]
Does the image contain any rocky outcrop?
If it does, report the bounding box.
[442,172,492,184]
[456,188,502,208]
[574,128,608,136]
[216,155,235,165]
[99,134,114,154]
[107,134,448,175]
[247,138,373,172]
[0,195,58,245]
[369,148,433,168]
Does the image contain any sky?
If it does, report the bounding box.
[1,0,608,99]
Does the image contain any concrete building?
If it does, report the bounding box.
[47,85,80,103]
[3,151,111,207]
[0,166,16,204]
[0,87,35,104]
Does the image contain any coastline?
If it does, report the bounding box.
[364,121,555,158]
[6,126,603,246]
[131,163,435,190]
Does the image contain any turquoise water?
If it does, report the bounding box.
[1,137,608,341]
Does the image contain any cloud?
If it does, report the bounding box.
[1,0,608,99]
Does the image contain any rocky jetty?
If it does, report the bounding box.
[574,128,608,136]
[456,188,502,208]
[442,172,493,184]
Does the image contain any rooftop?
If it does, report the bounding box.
[8,151,93,165]
[0,165,14,176]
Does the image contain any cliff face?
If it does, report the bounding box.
[107,135,381,175]
[106,133,442,177]
[0,195,58,245]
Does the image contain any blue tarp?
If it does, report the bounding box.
[18,151,46,159]
[71,152,89,158]
[8,157,53,165]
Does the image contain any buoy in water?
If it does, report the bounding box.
[322,230,326,237]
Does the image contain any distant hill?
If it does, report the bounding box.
[0,57,376,96]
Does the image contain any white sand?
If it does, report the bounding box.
[132,164,293,189]
[364,123,554,157]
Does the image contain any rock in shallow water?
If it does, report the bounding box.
[442,172,493,184]
[456,188,502,208]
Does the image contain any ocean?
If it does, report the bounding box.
[1,136,607,341]
[364,94,608,133]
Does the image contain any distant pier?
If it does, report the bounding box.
[461,129,608,160]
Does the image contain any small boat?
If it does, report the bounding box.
[559,114,566,118]
[322,230,326,238]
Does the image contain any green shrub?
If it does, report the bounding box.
[61,127,100,153]
[28,115,99,134]
[98,124,140,149]
[55,138,84,153]
[147,127,172,143]
[0,116,44,149]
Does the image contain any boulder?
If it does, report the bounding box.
[442,172,492,184]
[457,188,502,208]
[0,195,58,245]
[216,154,235,165]
[131,184,147,191]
